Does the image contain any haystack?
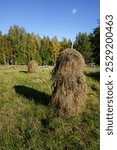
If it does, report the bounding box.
[51,48,87,115]
[28,60,38,73]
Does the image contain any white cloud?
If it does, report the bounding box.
[72,9,77,14]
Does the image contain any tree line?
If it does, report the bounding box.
[0,25,100,65]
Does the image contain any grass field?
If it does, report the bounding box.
[0,65,100,150]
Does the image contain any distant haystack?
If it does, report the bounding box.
[51,48,87,116]
[28,60,38,73]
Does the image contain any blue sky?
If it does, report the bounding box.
[0,0,100,41]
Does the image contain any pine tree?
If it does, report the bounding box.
[74,32,93,64]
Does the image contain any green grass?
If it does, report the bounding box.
[0,65,100,150]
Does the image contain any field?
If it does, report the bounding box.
[0,65,100,150]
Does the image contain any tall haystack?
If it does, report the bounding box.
[51,48,87,116]
[28,60,38,73]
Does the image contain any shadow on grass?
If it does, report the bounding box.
[19,71,28,73]
[14,85,51,105]
[85,71,100,81]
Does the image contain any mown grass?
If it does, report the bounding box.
[0,65,100,150]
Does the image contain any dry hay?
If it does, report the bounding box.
[32,78,45,83]
[28,60,38,73]
[51,48,87,116]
